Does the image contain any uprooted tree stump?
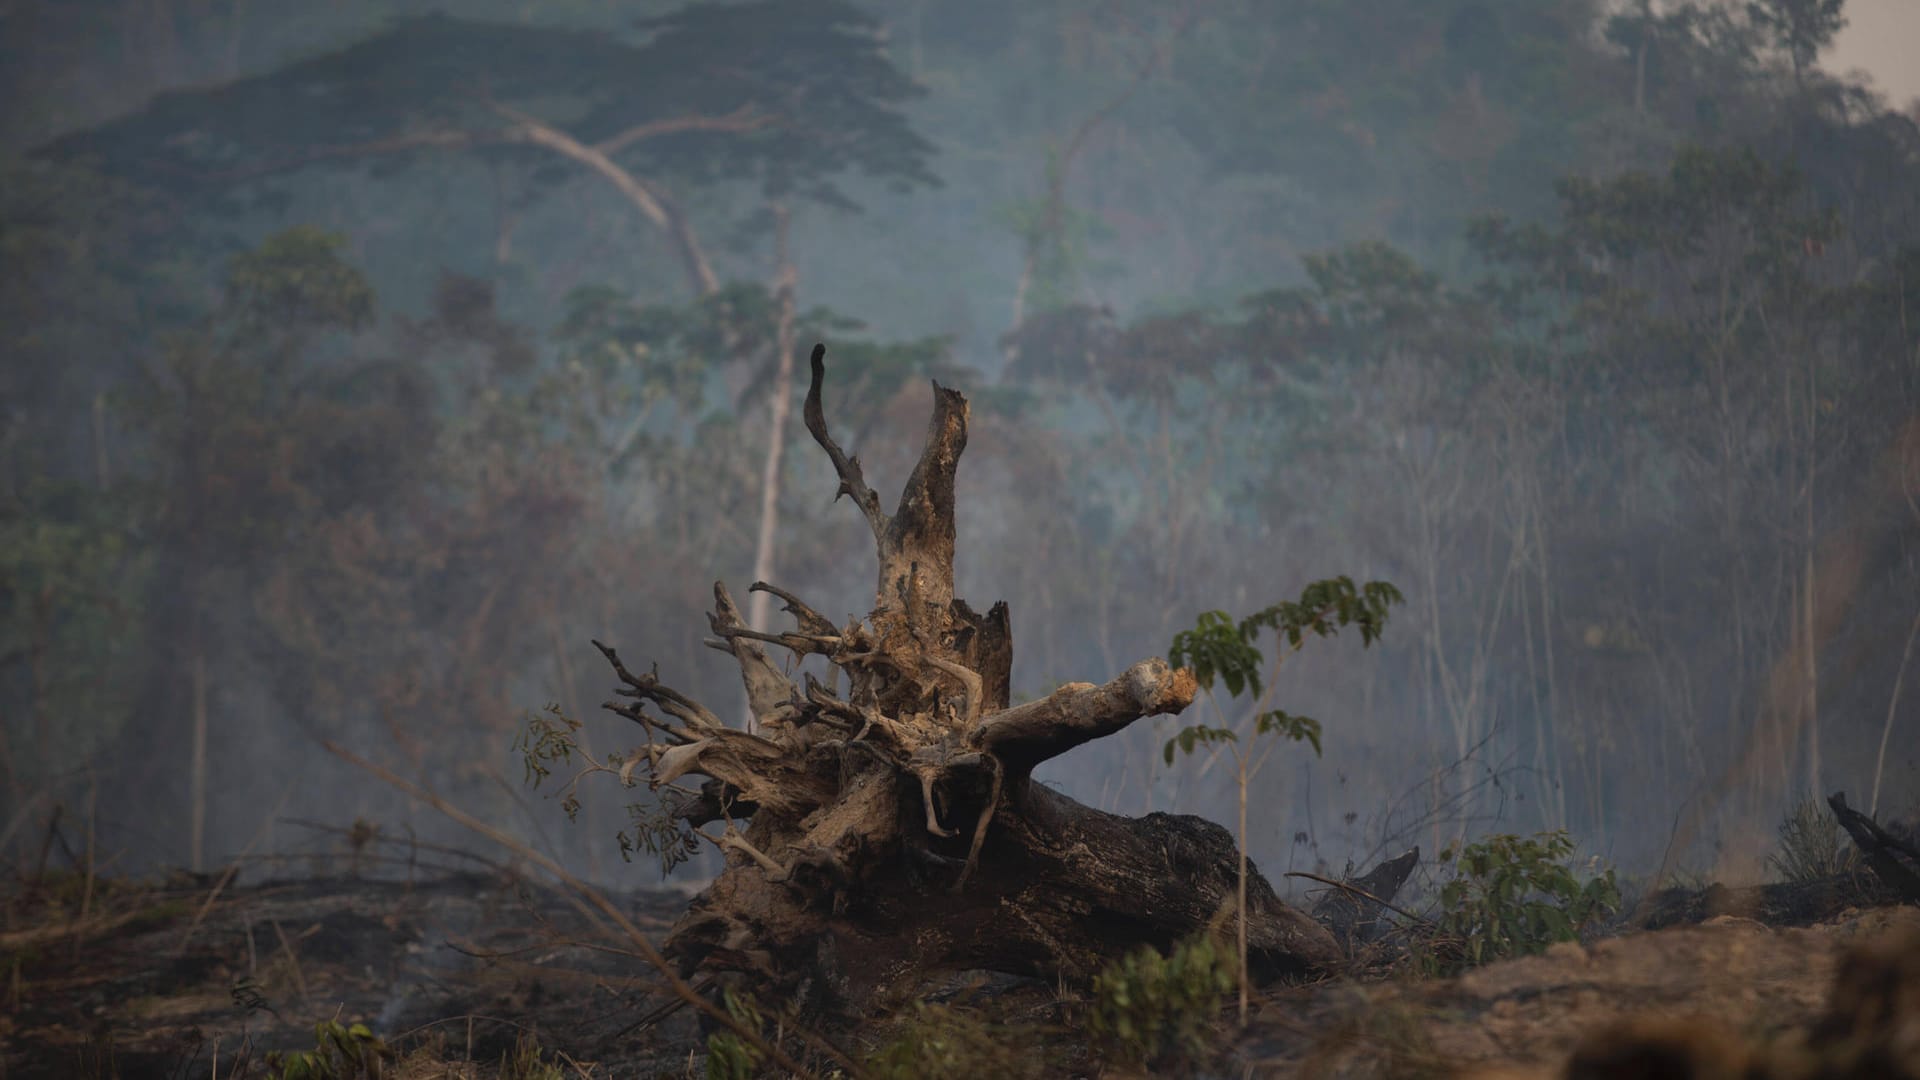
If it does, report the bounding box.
[593,345,1340,1017]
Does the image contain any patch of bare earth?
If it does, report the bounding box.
[1243,905,1920,1078]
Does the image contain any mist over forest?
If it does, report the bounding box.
[4,0,1917,898]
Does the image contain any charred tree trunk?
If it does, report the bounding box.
[595,346,1339,1017]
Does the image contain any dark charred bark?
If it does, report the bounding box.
[1828,792,1920,903]
[595,345,1339,1017]
[1310,846,1421,952]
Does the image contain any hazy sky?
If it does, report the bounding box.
[1827,0,1920,106]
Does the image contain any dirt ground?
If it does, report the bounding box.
[2,866,710,1077]
[3,862,1916,1078]
[1242,905,1920,1077]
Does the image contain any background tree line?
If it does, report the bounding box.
[2,0,1916,884]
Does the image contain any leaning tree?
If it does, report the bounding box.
[578,345,1340,1016]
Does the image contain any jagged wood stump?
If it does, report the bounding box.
[595,345,1338,1017]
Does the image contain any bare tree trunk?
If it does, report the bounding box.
[29,587,51,773]
[92,392,111,489]
[1871,608,1920,816]
[1235,752,1249,1026]
[483,102,722,297]
[746,204,800,663]
[1803,366,1821,799]
[1008,7,1203,329]
[190,645,207,874]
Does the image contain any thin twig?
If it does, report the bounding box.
[269,918,310,1006]
[1283,871,1434,928]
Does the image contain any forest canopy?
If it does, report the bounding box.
[2,0,1917,895]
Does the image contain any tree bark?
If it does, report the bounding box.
[592,346,1340,1017]
[745,203,800,675]
[190,644,207,874]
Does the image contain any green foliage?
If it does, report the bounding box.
[1164,576,1400,763]
[264,1018,393,1080]
[10,0,1920,945]
[1168,610,1264,699]
[617,801,701,877]
[45,3,937,216]
[1253,708,1324,757]
[1426,830,1620,974]
[1156,706,1324,762]
[498,1032,566,1080]
[515,703,702,877]
[1237,576,1406,653]
[997,151,1120,317]
[1087,932,1236,1068]
[704,988,768,1080]
[223,225,375,336]
[1169,576,1404,701]
[1162,722,1241,764]
[551,280,963,475]
[863,1001,1048,1080]
[1767,797,1859,884]
[514,703,581,788]
[0,479,148,776]
[1745,0,1847,72]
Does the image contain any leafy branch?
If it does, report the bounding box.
[1159,574,1402,1026]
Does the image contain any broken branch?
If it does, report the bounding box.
[971,658,1199,773]
[802,344,889,542]
[749,581,840,638]
[709,581,796,728]
[593,639,723,734]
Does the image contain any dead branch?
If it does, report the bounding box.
[593,105,772,156]
[707,625,842,657]
[709,581,797,728]
[1828,791,1920,902]
[802,343,889,542]
[749,581,840,638]
[483,99,718,295]
[971,657,1199,773]
[1291,862,1430,931]
[593,639,723,734]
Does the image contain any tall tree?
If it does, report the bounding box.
[1747,0,1847,85]
[40,1,938,300]
[123,226,375,868]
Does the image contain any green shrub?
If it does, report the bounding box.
[265,1019,393,1080]
[1087,932,1236,1067]
[864,1001,1048,1080]
[1425,830,1619,974]
[499,1031,566,1080]
[704,988,768,1080]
